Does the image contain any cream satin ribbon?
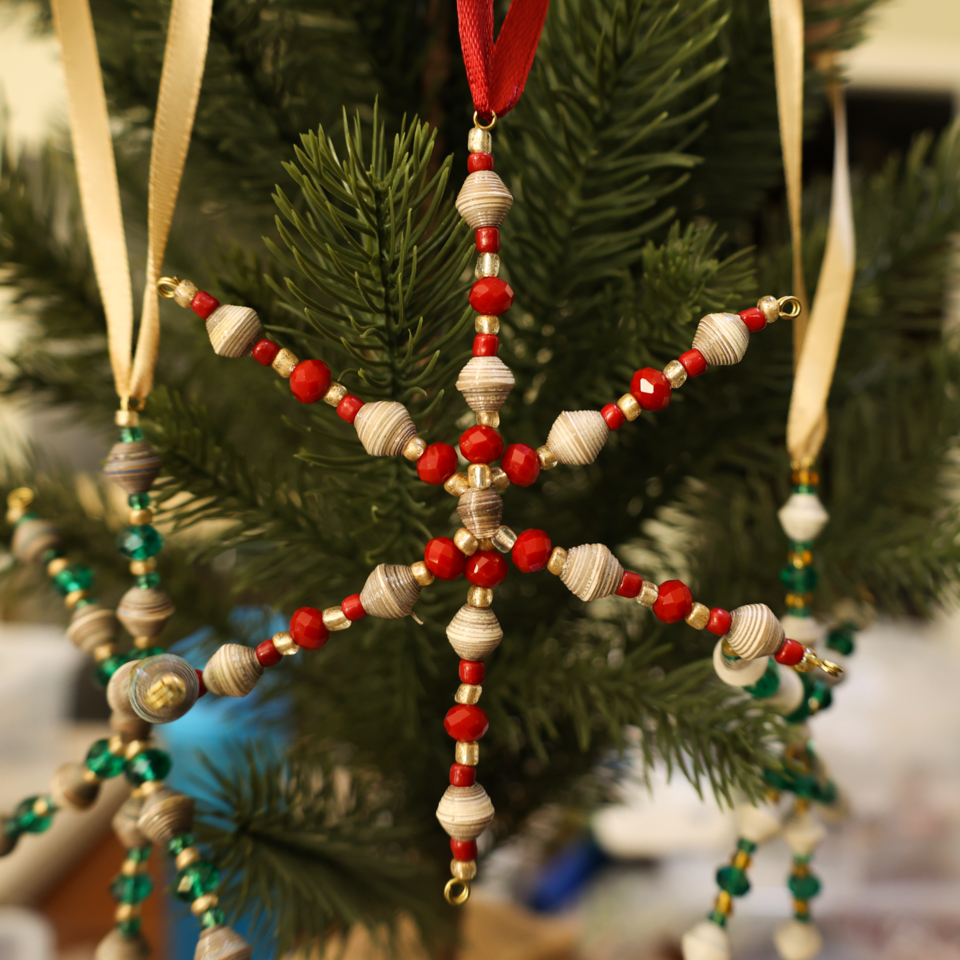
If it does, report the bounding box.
[50,0,213,403]
[769,0,856,464]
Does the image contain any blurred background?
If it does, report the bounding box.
[1,0,960,958]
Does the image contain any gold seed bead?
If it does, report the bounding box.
[492,526,517,553]
[663,360,687,388]
[476,411,500,428]
[451,859,478,881]
[138,780,164,796]
[467,127,492,154]
[467,586,493,608]
[793,898,809,916]
[124,740,149,761]
[272,348,299,378]
[411,561,435,587]
[108,734,126,756]
[82,767,101,784]
[115,408,141,428]
[93,643,117,663]
[456,741,480,765]
[191,894,219,916]
[796,648,818,673]
[32,797,51,817]
[115,904,141,923]
[685,602,710,630]
[475,315,500,335]
[272,631,300,654]
[403,436,427,461]
[172,278,199,308]
[454,528,479,556]
[65,590,91,609]
[468,464,492,489]
[455,683,482,705]
[537,445,558,470]
[176,846,202,870]
[617,393,640,421]
[714,890,733,914]
[490,467,509,492]
[733,850,751,870]
[323,382,348,406]
[546,547,568,576]
[758,295,780,323]
[637,581,659,607]
[478,538,494,552]
[130,558,158,575]
[121,859,141,877]
[444,472,470,496]
[475,253,501,279]
[129,508,153,526]
[133,636,153,650]
[322,607,351,632]
[46,557,70,577]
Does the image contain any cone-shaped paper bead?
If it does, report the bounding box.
[456,170,513,228]
[726,604,784,659]
[194,925,253,960]
[692,312,749,365]
[436,783,495,840]
[778,492,829,542]
[735,801,783,844]
[205,305,263,358]
[560,544,624,601]
[712,641,768,686]
[774,919,822,960]
[456,356,515,413]
[546,411,609,465]
[353,401,417,457]
[446,605,503,659]
[95,929,150,960]
[681,920,731,960]
[782,812,826,856]
[360,564,420,619]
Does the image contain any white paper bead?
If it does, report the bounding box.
[764,664,805,715]
[778,492,829,542]
[692,312,749,366]
[455,171,514,228]
[559,544,624,601]
[726,603,785,659]
[774,919,823,960]
[780,613,821,644]
[205,305,263,358]
[712,641,768,686]
[435,783,495,840]
[681,920,731,960]
[735,800,783,844]
[456,356,515,413]
[353,401,418,457]
[782,812,826,856]
[546,410,609,465]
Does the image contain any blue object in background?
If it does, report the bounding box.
[526,834,609,913]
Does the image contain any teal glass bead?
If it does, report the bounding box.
[779,564,819,592]
[85,739,126,779]
[135,572,162,589]
[736,838,757,854]
[814,779,838,805]
[793,773,818,799]
[707,910,727,928]
[200,907,226,929]
[788,540,813,553]
[120,426,144,442]
[166,833,195,858]
[52,563,95,597]
[116,525,163,560]
[127,845,152,863]
[827,623,856,656]
[125,749,172,786]
[745,661,780,699]
[788,872,821,900]
[174,861,220,903]
[128,492,152,509]
[716,865,750,896]
[793,854,812,866]
[110,872,154,904]
[129,646,165,661]
[764,767,795,791]
[118,918,143,938]
[93,654,129,689]
[792,483,817,495]
[14,797,54,834]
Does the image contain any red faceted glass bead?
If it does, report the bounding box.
[459,659,485,684]
[512,529,552,573]
[739,307,767,332]
[451,838,478,861]
[630,367,672,411]
[469,277,514,316]
[460,425,504,464]
[467,153,494,173]
[474,334,499,357]
[679,349,707,378]
[290,607,329,650]
[196,670,207,697]
[465,550,508,588]
[653,580,693,623]
[425,537,466,581]
[444,704,489,741]
[289,359,332,404]
[252,339,280,366]
[336,395,364,423]
[255,639,282,667]
[342,594,366,621]
[501,443,540,486]
[417,442,459,485]
[450,763,477,787]
[775,638,805,666]
[616,571,642,599]
[476,227,500,253]
[707,608,732,636]
[190,290,219,320]
[602,403,625,430]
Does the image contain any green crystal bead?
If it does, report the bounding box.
[14,797,54,834]
[779,564,819,593]
[174,861,220,903]
[120,427,144,442]
[127,845,152,863]
[792,484,817,495]
[707,910,727,928]
[110,872,154,904]
[128,492,152,509]
[85,739,126,779]
[793,911,812,923]
[826,623,856,656]
[788,540,813,552]
[75,597,98,609]
[93,654,129,690]
[118,919,143,938]
[764,767,795,791]
[745,661,780,699]
[792,773,818,799]
[166,833,195,858]
[200,907,226,929]
[116,525,163,560]
[814,780,838,805]
[736,838,757,854]
[716,865,750,897]
[129,646,165,661]
[124,749,172,786]
[793,854,812,866]
[52,563,95,597]
[788,872,822,900]
[135,572,162,589]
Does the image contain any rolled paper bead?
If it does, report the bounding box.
[359,564,421,619]
[780,614,821,644]
[455,170,514,228]
[110,711,151,743]
[104,441,163,495]
[456,356,515,414]
[457,487,504,539]
[11,518,60,564]
[691,312,750,366]
[546,411,609,465]
[680,920,731,960]
[778,492,829,542]
[773,919,822,960]
[712,641,768,687]
[117,586,175,639]
[764,664,805,715]
[435,783,495,840]
[50,762,101,810]
[128,654,200,724]
[94,928,151,960]
[107,661,139,719]
[735,801,784,844]
[204,304,263,358]
[194,926,253,960]
[446,605,503,659]
[782,811,827,856]
[353,401,417,457]
[67,603,120,655]
[726,603,785,659]
[112,795,148,849]
[559,543,624,601]
[137,787,195,845]
[202,644,264,697]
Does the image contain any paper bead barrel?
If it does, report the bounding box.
[446,605,503,659]
[106,661,139,718]
[67,603,119,654]
[546,411,609,466]
[112,795,148,848]
[359,564,421,619]
[691,312,750,366]
[778,492,830,542]
[194,926,253,960]
[560,544,624,601]
[353,401,417,457]
[773,919,822,960]
[137,786,195,845]
[457,488,503,539]
[455,170,514,228]
[11,518,60,564]
[435,783,495,840]
[128,653,200,723]
[681,920,731,960]
[103,441,163,495]
[205,304,263,358]
[50,762,100,810]
[712,641,769,686]
[94,928,151,960]
[202,643,264,697]
[117,586,175,638]
[724,603,785,659]
[456,356,515,413]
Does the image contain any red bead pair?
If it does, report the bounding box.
[254,597,367,667]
